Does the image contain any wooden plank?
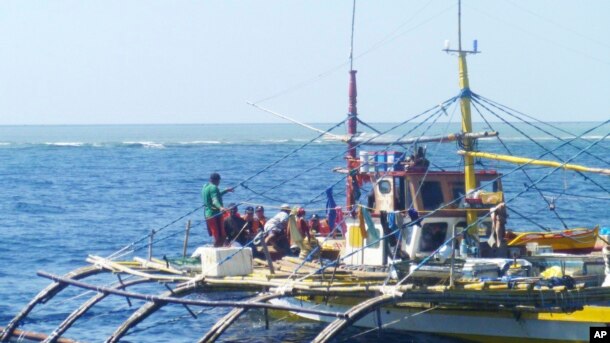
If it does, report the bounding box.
[87,255,191,282]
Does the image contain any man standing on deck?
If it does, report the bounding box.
[202,172,234,247]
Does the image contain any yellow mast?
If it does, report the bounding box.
[458,53,478,234]
[455,0,478,238]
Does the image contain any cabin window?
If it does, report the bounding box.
[420,181,443,210]
[451,182,465,208]
[419,222,448,252]
[395,177,406,211]
[378,180,392,194]
[405,178,413,208]
[478,179,500,193]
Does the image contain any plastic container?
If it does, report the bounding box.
[375,152,387,172]
[367,154,376,172]
[387,153,395,171]
[459,240,469,257]
[199,247,253,277]
[359,151,369,173]
[526,242,538,256]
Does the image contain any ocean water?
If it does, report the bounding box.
[0,122,608,342]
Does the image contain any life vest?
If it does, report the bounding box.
[311,219,331,236]
[297,217,310,239]
[257,215,267,227]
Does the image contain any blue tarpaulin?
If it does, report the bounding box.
[326,187,337,230]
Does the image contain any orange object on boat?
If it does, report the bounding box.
[506,226,599,254]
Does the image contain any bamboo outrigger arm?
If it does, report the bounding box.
[312,294,396,343]
[346,130,497,145]
[458,150,610,176]
[35,271,348,342]
[0,265,105,343]
[43,277,151,343]
[106,279,201,343]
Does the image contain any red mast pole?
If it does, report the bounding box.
[346,0,358,213]
[347,70,358,157]
[346,70,358,211]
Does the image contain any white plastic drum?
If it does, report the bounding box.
[359,151,368,173]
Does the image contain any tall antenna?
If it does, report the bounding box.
[349,0,357,71]
[444,0,479,55]
[444,0,481,252]
[458,0,462,51]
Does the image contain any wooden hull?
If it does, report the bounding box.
[272,297,610,342]
[507,227,599,254]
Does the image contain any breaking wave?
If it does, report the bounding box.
[0,135,607,149]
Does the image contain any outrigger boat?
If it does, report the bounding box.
[2,1,609,343]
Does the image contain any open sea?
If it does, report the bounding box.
[1,122,608,342]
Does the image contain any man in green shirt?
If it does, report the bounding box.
[202,172,234,247]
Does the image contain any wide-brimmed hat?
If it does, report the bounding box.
[280,204,291,211]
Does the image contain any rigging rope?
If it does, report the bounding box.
[410,101,459,207]
[471,94,610,195]
[250,1,451,105]
[251,97,458,207]
[302,98,458,208]
[473,93,610,165]
[395,123,610,288]
[279,120,610,287]
[106,119,347,259]
[471,101,570,230]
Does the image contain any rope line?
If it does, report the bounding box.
[471,94,610,195]
[473,94,610,165]
[395,123,610,288]
[474,93,610,154]
[276,120,610,287]
[471,101,570,230]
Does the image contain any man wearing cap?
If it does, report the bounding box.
[242,206,262,236]
[224,204,248,246]
[254,205,267,227]
[263,204,291,257]
[202,172,234,247]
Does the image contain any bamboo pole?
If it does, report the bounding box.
[0,265,103,343]
[148,229,155,261]
[458,150,610,176]
[183,220,191,260]
[42,278,149,343]
[37,271,348,319]
[87,255,191,281]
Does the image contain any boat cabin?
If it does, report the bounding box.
[340,150,505,265]
[371,170,503,215]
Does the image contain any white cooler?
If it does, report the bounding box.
[197,247,253,277]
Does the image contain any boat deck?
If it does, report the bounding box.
[2,254,609,343]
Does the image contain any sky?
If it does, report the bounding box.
[0,0,609,125]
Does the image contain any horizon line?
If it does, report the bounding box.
[0,120,603,127]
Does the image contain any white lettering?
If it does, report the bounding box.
[593,330,607,339]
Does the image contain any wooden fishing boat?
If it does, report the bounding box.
[506,226,599,254]
[2,1,609,343]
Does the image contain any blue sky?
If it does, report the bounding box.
[0,0,608,125]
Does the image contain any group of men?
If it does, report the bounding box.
[201,172,328,259]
